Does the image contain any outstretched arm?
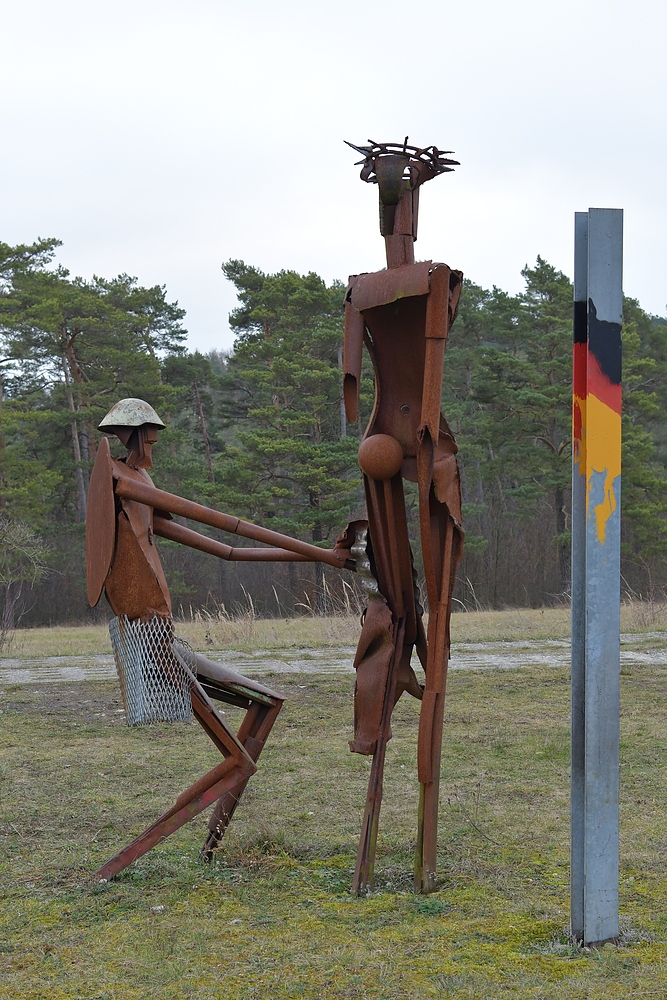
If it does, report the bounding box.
[112,471,355,569]
[153,515,314,562]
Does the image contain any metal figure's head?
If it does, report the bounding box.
[98,398,165,470]
[347,137,458,198]
[346,138,458,245]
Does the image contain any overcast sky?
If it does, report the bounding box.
[3,0,665,352]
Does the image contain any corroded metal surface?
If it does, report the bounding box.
[87,407,286,879]
[98,397,165,430]
[357,433,404,481]
[344,139,464,893]
[85,138,464,891]
[112,475,351,569]
[349,260,432,312]
[85,437,115,607]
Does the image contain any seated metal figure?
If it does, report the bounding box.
[87,399,284,878]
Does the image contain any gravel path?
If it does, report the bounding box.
[2,633,667,686]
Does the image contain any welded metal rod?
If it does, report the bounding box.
[114,474,348,568]
[153,516,314,562]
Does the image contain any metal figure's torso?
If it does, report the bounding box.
[86,437,171,619]
[104,461,172,620]
[363,296,427,461]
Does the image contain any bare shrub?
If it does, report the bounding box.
[0,515,49,652]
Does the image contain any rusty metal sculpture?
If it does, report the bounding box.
[343,139,464,892]
[86,139,463,893]
[87,399,357,879]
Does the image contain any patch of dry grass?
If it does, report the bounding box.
[7,623,115,658]
[451,607,573,642]
[8,602,667,659]
[7,615,364,658]
[1,658,666,998]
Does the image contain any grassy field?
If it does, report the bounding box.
[2,619,667,998]
[6,601,667,658]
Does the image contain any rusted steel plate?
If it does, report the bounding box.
[350,260,432,311]
[424,264,450,338]
[343,300,365,423]
[362,296,428,458]
[86,437,115,607]
[103,511,171,619]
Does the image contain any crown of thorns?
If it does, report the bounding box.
[345,138,459,185]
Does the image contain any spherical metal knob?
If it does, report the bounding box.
[358,434,404,481]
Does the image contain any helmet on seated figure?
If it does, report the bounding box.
[98,397,165,470]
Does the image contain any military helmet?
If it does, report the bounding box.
[98,398,165,432]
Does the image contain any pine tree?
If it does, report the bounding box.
[213,261,362,610]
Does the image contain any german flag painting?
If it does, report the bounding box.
[573,297,622,545]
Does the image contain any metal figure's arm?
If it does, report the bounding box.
[343,293,365,424]
[112,470,354,570]
[153,515,313,562]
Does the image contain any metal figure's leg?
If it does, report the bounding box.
[352,617,407,893]
[190,652,285,860]
[414,490,459,892]
[96,758,253,880]
[350,473,423,893]
[201,699,283,858]
[415,603,449,892]
[95,682,256,879]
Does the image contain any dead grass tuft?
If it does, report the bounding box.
[7,601,667,659]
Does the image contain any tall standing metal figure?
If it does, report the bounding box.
[343,140,464,893]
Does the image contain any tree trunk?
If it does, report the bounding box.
[79,426,91,495]
[458,455,469,504]
[62,357,87,521]
[555,484,569,591]
[1,579,23,633]
[287,561,298,612]
[216,530,227,605]
[63,331,91,493]
[338,346,347,438]
[310,491,328,614]
[193,381,215,482]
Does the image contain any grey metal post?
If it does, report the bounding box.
[571,211,588,939]
[570,208,623,944]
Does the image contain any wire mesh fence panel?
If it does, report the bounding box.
[109,614,195,725]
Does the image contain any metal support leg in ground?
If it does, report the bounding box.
[571,207,623,945]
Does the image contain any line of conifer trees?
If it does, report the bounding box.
[1,239,666,628]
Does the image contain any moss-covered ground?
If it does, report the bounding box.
[1,656,667,997]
